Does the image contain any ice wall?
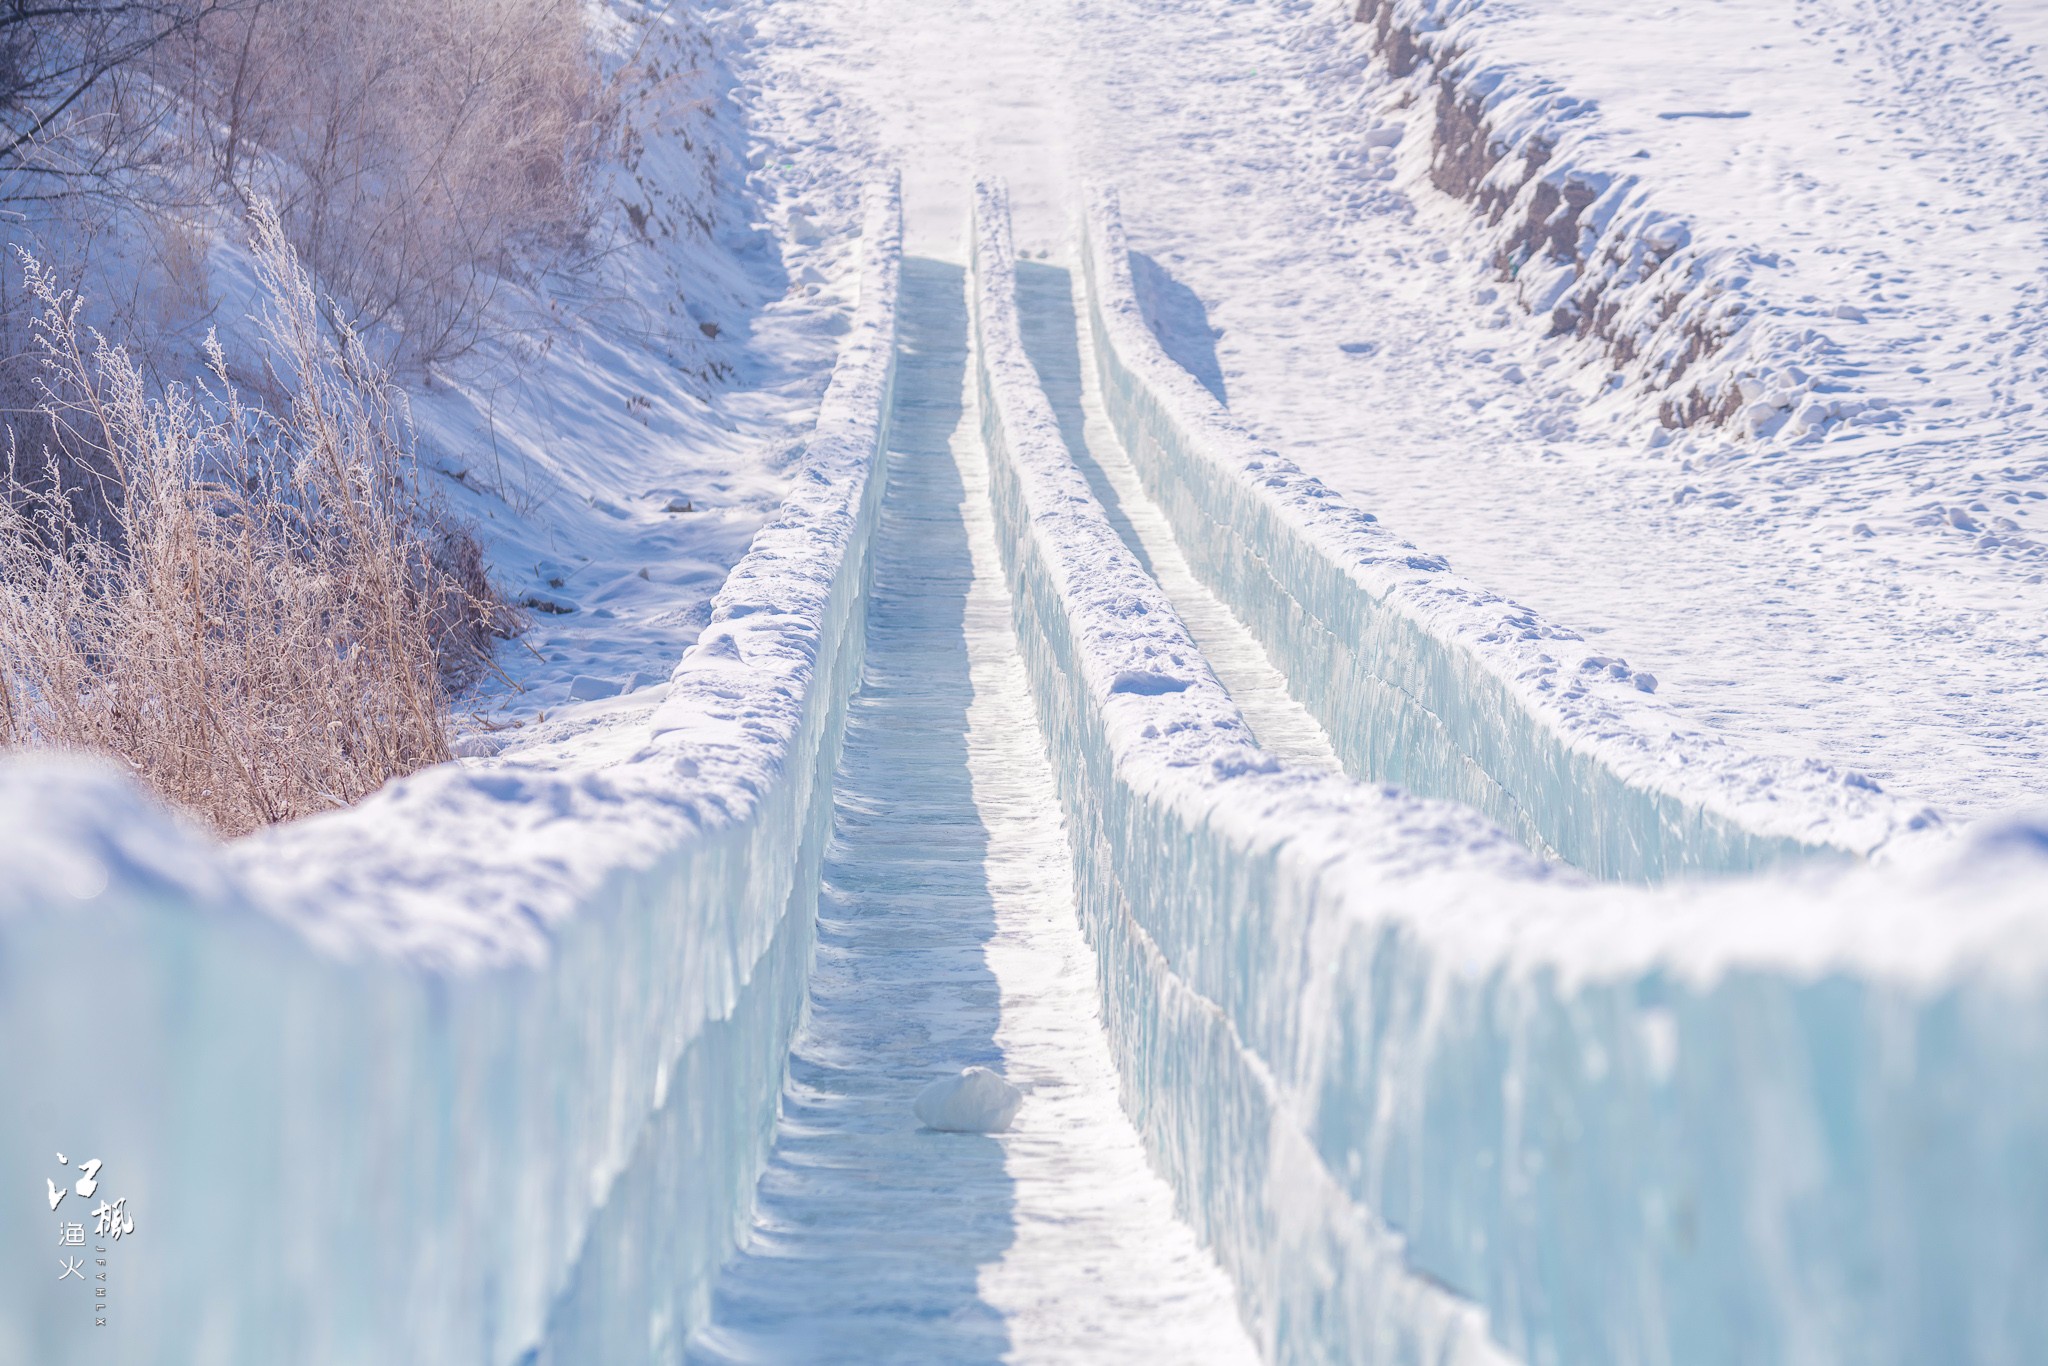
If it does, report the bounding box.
[1075,187,1941,882]
[973,180,2048,1365]
[0,184,901,1366]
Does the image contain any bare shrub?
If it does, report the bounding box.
[0,204,507,834]
[0,1,234,222]
[194,0,605,367]
[0,251,126,543]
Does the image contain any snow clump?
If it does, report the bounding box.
[914,1067,1024,1133]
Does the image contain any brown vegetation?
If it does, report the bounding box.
[3,0,607,369]
[0,206,506,834]
[0,0,603,830]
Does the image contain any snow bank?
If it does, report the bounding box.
[975,179,2048,1365]
[0,182,901,1366]
[1349,0,1837,436]
[1075,185,1940,883]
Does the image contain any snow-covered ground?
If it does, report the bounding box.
[1068,0,2048,820]
[740,0,2048,822]
[393,0,862,766]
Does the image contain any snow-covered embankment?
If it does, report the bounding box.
[1350,0,1845,438]
[973,179,2048,1365]
[1077,187,1937,881]
[0,183,901,1366]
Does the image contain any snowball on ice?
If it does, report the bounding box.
[914,1067,1024,1133]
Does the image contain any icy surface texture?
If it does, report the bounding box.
[0,184,901,1366]
[1077,186,1941,882]
[975,180,2048,1365]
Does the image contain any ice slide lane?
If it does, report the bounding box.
[687,257,1256,1363]
[971,182,2048,1365]
[1012,260,1344,780]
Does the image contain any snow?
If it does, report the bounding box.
[5,0,2048,1361]
[0,162,903,1364]
[689,247,1253,1363]
[915,1069,1026,1134]
[1078,184,1944,880]
[973,173,2048,1366]
[1066,0,2048,820]
[398,0,865,751]
[732,0,2048,823]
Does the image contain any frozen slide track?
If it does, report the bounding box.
[972,180,2048,1365]
[1010,257,1344,778]
[1076,187,1939,881]
[688,256,1253,1363]
[0,188,902,1366]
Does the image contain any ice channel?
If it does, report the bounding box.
[686,256,1254,1362]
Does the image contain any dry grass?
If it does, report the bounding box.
[0,203,505,835]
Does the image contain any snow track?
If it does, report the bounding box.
[690,257,1254,1363]
[1012,259,1343,777]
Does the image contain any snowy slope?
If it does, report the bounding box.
[396,0,867,757]
[1066,0,2048,820]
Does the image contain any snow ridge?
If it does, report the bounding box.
[0,182,902,1366]
[1352,0,1877,439]
[1078,184,1940,881]
[975,177,2048,1365]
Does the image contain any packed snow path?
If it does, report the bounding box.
[688,257,1255,1363]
